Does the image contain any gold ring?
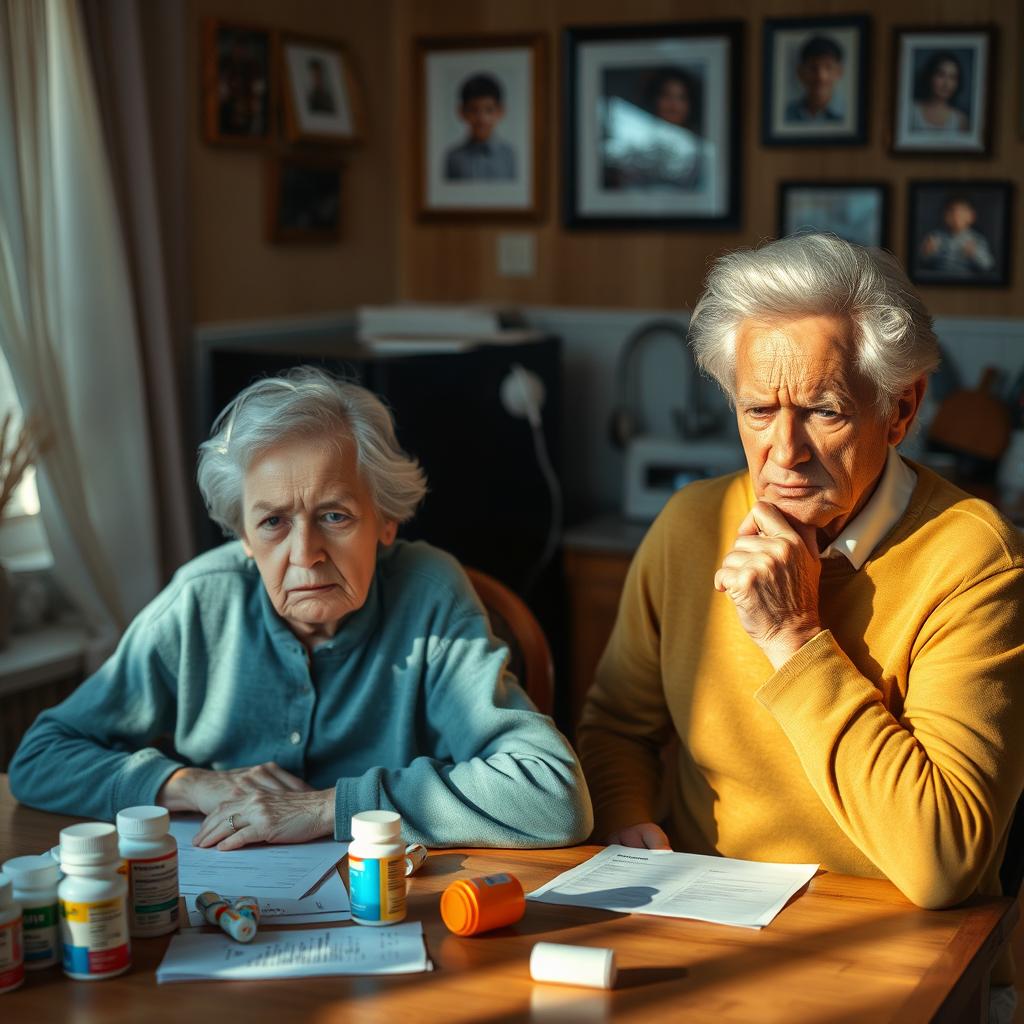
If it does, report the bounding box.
[228,813,238,833]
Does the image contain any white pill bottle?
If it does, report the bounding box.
[116,806,179,937]
[58,823,131,980]
[0,873,24,994]
[1,855,59,970]
[348,810,406,926]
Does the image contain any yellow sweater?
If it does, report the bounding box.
[579,462,1024,917]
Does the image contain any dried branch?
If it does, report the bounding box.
[0,416,47,519]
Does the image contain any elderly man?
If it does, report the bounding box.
[578,234,1024,1004]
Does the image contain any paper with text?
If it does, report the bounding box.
[157,922,430,983]
[527,846,818,929]
[169,816,348,901]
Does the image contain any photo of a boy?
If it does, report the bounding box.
[919,195,995,276]
[444,73,516,181]
[785,35,844,123]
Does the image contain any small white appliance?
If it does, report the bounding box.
[623,434,746,521]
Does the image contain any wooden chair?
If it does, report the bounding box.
[465,567,554,717]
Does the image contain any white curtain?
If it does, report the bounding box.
[0,0,162,644]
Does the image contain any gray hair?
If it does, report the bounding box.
[688,234,940,413]
[197,366,427,538]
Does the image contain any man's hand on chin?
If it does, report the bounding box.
[714,500,823,671]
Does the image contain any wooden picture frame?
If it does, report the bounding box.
[562,21,743,230]
[906,180,1012,287]
[415,34,546,221]
[201,19,273,146]
[761,15,870,147]
[778,181,889,248]
[281,33,363,144]
[891,27,995,155]
[266,157,342,243]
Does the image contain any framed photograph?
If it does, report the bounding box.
[892,28,994,154]
[281,34,362,144]
[416,35,545,220]
[778,182,889,248]
[563,22,742,230]
[762,16,869,146]
[907,181,1012,286]
[266,158,342,243]
[201,19,273,145]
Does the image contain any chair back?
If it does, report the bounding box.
[1000,790,1024,896]
[465,567,554,717]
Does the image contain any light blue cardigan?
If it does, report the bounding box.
[9,540,593,847]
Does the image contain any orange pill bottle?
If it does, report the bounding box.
[440,873,525,936]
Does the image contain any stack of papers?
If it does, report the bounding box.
[169,817,350,925]
[157,922,431,983]
[528,846,818,929]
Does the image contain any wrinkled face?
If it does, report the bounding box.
[797,55,842,107]
[655,80,690,126]
[460,96,503,141]
[944,200,975,233]
[734,314,916,542]
[930,59,959,101]
[241,437,396,641]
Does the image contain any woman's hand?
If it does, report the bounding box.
[157,761,312,815]
[606,822,672,850]
[191,787,337,851]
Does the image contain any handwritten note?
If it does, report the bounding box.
[528,846,817,929]
[157,923,431,983]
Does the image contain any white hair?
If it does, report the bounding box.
[197,366,427,538]
[688,234,940,413]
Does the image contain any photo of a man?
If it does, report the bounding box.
[785,35,844,123]
[306,58,335,115]
[444,73,516,181]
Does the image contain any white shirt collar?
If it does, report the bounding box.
[820,447,917,570]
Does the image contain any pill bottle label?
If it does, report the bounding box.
[483,873,511,886]
[0,917,24,992]
[127,850,179,932]
[349,855,405,923]
[60,898,130,977]
[22,902,59,967]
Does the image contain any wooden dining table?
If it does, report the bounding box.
[0,777,1016,1023]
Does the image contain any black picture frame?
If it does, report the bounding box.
[906,180,1012,287]
[562,21,743,230]
[762,15,870,146]
[891,27,995,155]
[778,181,889,248]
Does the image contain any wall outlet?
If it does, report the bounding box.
[497,233,536,278]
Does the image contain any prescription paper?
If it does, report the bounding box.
[169,816,348,901]
[184,867,351,927]
[156,922,431,983]
[528,846,817,929]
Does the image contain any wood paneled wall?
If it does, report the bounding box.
[394,0,1024,315]
[187,0,399,323]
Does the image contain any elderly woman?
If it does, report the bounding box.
[10,368,592,849]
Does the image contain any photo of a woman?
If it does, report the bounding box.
[911,51,969,133]
[892,29,991,154]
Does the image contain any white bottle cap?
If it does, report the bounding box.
[0,873,13,910]
[529,942,617,990]
[351,810,401,841]
[2,854,59,887]
[116,805,170,837]
[59,822,120,865]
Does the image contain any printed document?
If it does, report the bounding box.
[528,845,818,929]
[169,816,348,901]
[157,922,431,983]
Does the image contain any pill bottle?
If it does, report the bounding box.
[116,806,179,937]
[0,873,24,994]
[2,855,59,970]
[58,823,131,980]
[441,873,525,936]
[348,810,406,926]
